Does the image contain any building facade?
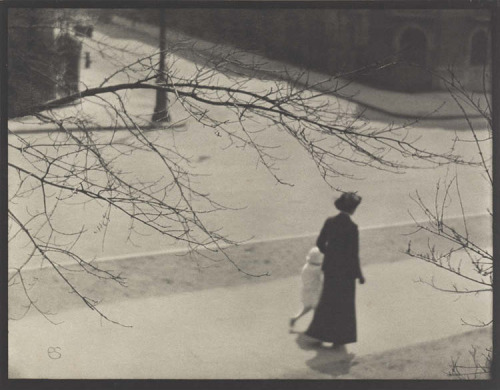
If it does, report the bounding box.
[154,8,491,92]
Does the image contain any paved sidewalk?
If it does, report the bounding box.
[9,258,491,379]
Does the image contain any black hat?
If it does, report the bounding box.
[334,192,362,213]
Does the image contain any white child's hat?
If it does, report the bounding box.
[306,246,323,266]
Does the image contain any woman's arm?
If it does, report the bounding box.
[353,226,364,283]
[316,220,329,254]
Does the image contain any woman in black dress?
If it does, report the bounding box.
[305,192,365,347]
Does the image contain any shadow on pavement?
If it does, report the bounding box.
[358,106,490,131]
[295,333,357,378]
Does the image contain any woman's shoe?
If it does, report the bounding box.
[331,343,347,352]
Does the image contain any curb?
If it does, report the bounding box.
[10,212,490,274]
[8,214,491,318]
[8,119,188,135]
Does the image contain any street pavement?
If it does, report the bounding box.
[9,257,491,379]
[8,17,492,280]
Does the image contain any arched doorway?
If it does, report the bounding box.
[397,27,432,91]
[400,27,427,66]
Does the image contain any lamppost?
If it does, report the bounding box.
[152,9,170,123]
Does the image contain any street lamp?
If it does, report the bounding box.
[152,9,170,123]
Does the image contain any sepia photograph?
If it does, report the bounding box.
[5,1,495,383]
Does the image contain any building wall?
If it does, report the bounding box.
[434,10,491,91]
[132,8,491,93]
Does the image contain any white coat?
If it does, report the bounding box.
[300,247,324,307]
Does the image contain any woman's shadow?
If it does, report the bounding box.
[294,332,357,378]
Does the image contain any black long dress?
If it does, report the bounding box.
[305,212,362,344]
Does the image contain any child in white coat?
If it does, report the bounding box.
[290,246,324,327]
